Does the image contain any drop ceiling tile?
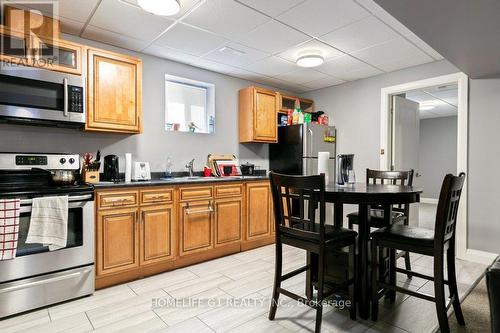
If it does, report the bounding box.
[352,37,433,72]
[89,0,174,41]
[120,0,203,19]
[274,68,328,84]
[320,16,400,53]
[244,56,298,77]
[143,44,200,64]
[302,76,345,90]
[236,0,306,17]
[353,0,384,14]
[262,77,306,93]
[405,33,443,60]
[225,67,272,82]
[238,20,310,54]
[276,0,370,37]
[190,58,241,74]
[82,25,150,51]
[277,39,344,63]
[372,9,414,36]
[182,0,269,39]
[154,23,227,56]
[202,42,269,67]
[6,0,100,23]
[59,17,85,35]
[316,55,382,80]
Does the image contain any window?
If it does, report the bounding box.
[165,74,215,134]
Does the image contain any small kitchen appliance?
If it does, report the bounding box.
[0,64,85,127]
[0,153,95,318]
[132,162,151,181]
[103,155,120,182]
[336,154,354,185]
[240,162,255,176]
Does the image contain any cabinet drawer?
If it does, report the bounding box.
[98,190,138,209]
[180,186,213,201]
[140,189,173,204]
[215,184,243,198]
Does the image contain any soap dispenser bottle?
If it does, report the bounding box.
[165,157,173,178]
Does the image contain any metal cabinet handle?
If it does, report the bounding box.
[0,268,92,294]
[63,77,69,117]
[185,201,214,215]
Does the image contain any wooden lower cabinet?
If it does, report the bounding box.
[214,197,242,246]
[179,200,214,256]
[96,207,139,276]
[95,181,274,288]
[140,204,175,265]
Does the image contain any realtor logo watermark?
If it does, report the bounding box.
[0,0,59,69]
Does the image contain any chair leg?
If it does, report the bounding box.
[269,241,283,320]
[348,219,353,230]
[447,247,465,326]
[434,253,450,333]
[389,248,396,303]
[371,239,379,321]
[404,251,412,279]
[315,248,326,333]
[348,243,356,320]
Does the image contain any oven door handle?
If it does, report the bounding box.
[20,194,93,207]
[0,267,93,294]
[63,77,69,117]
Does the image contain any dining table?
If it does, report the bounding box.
[322,182,422,320]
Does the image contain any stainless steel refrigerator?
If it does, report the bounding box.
[269,123,336,181]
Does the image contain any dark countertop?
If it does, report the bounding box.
[92,175,269,189]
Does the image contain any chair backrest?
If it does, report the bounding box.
[434,173,466,248]
[366,169,414,186]
[366,169,414,212]
[270,172,326,242]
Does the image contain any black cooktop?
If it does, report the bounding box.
[0,169,94,199]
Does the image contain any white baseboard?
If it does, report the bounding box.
[421,197,438,204]
[459,248,498,265]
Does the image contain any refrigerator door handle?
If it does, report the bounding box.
[307,128,313,157]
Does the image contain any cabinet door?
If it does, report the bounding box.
[0,27,29,63]
[87,48,142,133]
[34,38,83,75]
[180,200,214,256]
[246,182,271,240]
[140,205,175,265]
[214,197,242,247]
[254,89,277,142]
[97,207,139,276]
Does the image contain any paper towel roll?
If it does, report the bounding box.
[318,152,330,184]
[125,153,132,183]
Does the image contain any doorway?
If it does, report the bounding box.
[380,73,468,259]
[390,84,458,230]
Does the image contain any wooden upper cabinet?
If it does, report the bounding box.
[86,48,142,134]
[32,37,83,75]
[140,204,175,265]
[239,86,278,143]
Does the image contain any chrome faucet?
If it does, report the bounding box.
[185,159,195,177]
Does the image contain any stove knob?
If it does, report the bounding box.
[60,158,66,164]
[69,158,75,164]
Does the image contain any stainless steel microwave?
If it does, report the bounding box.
[0,65,85,127]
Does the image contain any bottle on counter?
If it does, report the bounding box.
[292,109,299,124]
[298,109,304,124]
[165,157,173,178]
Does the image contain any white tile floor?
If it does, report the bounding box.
[0,244,488,333]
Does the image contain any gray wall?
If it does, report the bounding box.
[304,60,500,254]
[468,77,500,253]
[418,116,457,199]
[0,35,287,173]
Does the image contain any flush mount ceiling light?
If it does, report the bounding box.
[296,54,324,68]
[137,0,180,16]
[419,105,435,111]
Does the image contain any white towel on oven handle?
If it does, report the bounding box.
[26,196,68,251]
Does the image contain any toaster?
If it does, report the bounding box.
[132,162,151,181]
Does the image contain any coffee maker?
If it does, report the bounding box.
[103,155,120,182]
[336,154,354,185]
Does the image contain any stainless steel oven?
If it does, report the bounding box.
[0,153,94,318]
[0,65,85,127]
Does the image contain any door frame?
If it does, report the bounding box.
[380,72,475,261]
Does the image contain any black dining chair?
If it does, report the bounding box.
[268,172,357,333]
[370,173,466,333]
[347,169,414,276]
